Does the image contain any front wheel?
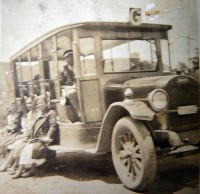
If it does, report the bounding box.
[111,117,157,191]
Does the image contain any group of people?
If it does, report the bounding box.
[0,49,82,179]
[0,95,58,178]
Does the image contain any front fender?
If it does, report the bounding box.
[116,100,155,121]
[96,101,155,152]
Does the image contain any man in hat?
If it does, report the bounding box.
[60,50,75,86]
[59,50,82,122]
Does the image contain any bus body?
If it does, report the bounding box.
[10,21,200,191]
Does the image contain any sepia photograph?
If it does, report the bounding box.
[0,0,199,193]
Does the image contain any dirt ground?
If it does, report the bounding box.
[0,153,199,194]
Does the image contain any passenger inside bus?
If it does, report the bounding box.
[32,74,41,96]
[59,50,82,122]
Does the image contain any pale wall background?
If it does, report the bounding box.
[0,0,199,65]
[0,0,199,125]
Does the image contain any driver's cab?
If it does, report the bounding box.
[60,22,172,124]
[12,22,172,125]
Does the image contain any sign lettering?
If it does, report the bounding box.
[130,8,142,25]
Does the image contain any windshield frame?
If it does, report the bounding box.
[101,38,160,74]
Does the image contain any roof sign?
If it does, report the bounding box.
[129,8,142,26]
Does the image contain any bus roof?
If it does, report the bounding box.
[10,21,172,61]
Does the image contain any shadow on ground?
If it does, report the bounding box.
[34,154,199,194]
[146,156,199,194]
[36,153,121,184]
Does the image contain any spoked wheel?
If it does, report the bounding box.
[111,116,157,191]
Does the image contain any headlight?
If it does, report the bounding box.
[148,89,168,111]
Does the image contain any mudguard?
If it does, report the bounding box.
[96,101,155,152]
[114,100,155,121]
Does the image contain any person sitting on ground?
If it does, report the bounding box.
[59,50,82,122]
[0,101,23,144]
[0,105,13,140]
[0,97,37,172]
[12,95,58,178]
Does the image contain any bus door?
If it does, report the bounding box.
[75,36,103,123]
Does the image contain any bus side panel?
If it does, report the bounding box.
[80,79,103,122]
[58,123,99,149]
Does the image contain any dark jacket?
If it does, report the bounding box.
[59,65,75,86]
[7,111,23,134]
[30,109,58,144]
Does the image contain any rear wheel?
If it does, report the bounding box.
[111,116,157,191]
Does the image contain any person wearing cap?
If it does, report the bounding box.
[11,95,58,178]
[60,50,75,86]
[59,50,82,122]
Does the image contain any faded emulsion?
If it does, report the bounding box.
[0,2,199,194]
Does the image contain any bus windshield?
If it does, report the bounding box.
[102,39,158,73]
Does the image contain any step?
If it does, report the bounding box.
[162,145,200,157]
[49,145,97,154]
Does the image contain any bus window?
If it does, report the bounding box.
[79,37,97,75]
[16,53,31,97]
[56,30,72,60]
[41,37,54,79]
[15,62,23,84]
[40,37,56,99]
[30,62,41,97]
[15,61,28,97]
[19,53,30,82]
[15,60,41,97]
[54,30,73,85]
[30,46,40,81]
[102,39,158,73]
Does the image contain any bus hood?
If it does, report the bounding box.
[104,74,199,108]
[123,75,199,102]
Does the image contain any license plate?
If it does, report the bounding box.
[177,105,198,115]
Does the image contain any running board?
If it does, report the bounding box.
[49,145,98,157]
[49,145,200,159]
[160,145,200,158]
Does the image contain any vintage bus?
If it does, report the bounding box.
[9,20,200,191]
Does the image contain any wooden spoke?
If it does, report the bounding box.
[132,144,139,153]
[121,157,129,165]
[112,117,156,191]
[134,158,142,169]
[133,163,140,175]
[126,158,131,171]
[119,150,131,159]
[134,153,142,159]
[130,162,136,177]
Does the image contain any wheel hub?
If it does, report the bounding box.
[118,131,142,177]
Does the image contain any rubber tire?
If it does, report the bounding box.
[111,116,157,191]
